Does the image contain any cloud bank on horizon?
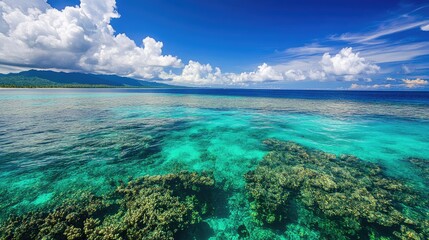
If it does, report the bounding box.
[0,0,428,89]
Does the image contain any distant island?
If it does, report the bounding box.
[0,70,179,88]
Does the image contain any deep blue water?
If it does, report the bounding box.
[4,88,429,104]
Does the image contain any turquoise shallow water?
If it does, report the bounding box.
[0,89,428,239]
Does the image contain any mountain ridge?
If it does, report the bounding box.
[0,70,179,88]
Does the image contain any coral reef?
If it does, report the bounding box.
[245,139,429,239]
[0,172,215,240]
[0,192,108,240]
[2,139,428,240]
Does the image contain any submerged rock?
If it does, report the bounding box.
[245,139,429,239]
[0,172,216,240]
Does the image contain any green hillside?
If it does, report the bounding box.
[0,70,178,88]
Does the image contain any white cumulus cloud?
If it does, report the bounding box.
[402,78,428,88]
[349,83,392,90]
[350,78,429,90]
[162,60,223,85]
[0,0,181,78]
[227,63,285,83]
[161,48,380,85]
[162,62,287,85]
[320,47,379,80]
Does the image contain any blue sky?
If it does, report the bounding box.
[1,0,428,89]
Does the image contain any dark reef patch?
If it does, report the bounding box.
[245,139,429,240]
[0,172,217,240]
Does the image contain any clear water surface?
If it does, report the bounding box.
[0,88,428,238]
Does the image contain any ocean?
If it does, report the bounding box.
[0,89,428,239]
